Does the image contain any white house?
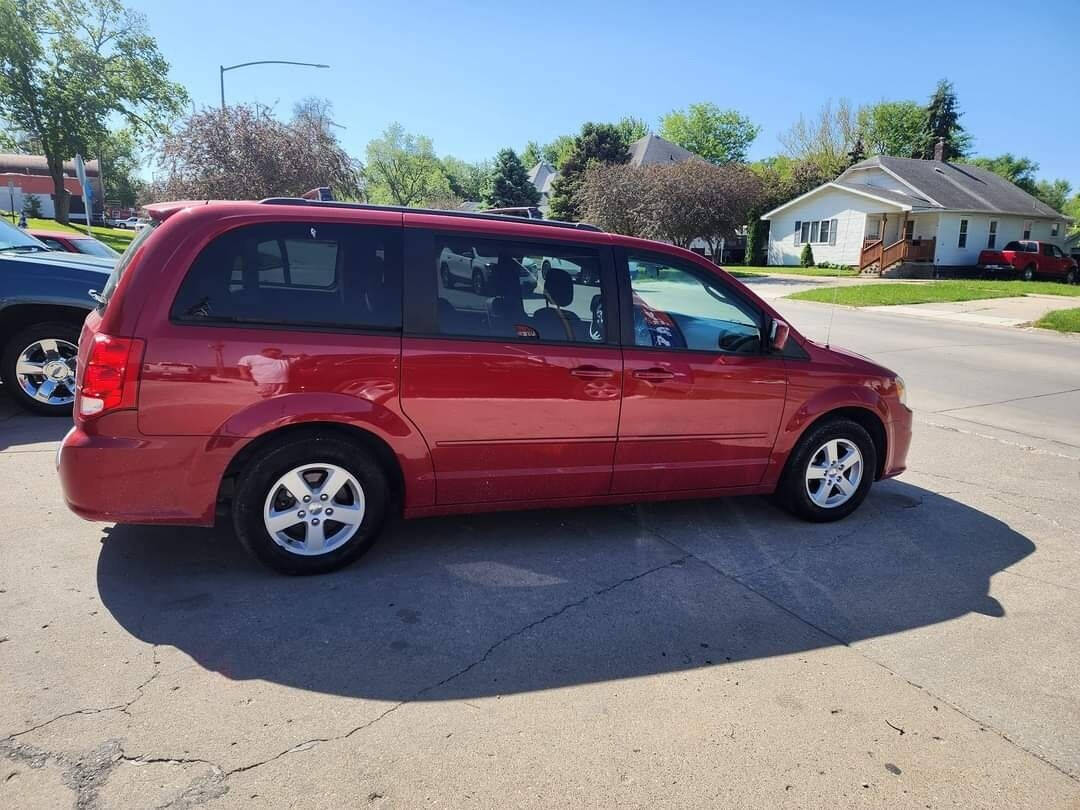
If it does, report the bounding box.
[762,148,1070,272]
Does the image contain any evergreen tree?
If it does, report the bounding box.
[921,79,972,160]
[547,123,629,222]
[800,243,815,267]
[485,149,540,208]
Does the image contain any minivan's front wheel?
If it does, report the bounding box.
[776,418,876,522]
[1,322,81,416]
[232,436,388,574]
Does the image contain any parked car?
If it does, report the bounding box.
[977,240,1078,283]
[29,229,121,260]
[0,218,114,415]
[115,216,149,231]
[439,244,536,294]
[57,199,912,575]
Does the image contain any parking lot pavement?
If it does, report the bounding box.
[3,306,1080,808]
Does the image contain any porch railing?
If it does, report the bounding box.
[860,237,935,271]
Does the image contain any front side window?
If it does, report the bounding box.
[433,235,606,343]
[171,222,402,330]
[988,220,998,249]
[958,219,968,248]
[627,255,761,354]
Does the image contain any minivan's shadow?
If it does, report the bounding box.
[96,481,1030,701]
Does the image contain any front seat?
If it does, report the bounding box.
[485,257,528,336]
[531,267,581,341]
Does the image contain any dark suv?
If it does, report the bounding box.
[0,219,114,415]
[58,199,911,574]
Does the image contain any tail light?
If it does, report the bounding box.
[77,333,145,419]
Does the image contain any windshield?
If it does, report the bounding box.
[0,218,48,252]
[99,220,158,305]
[74,238,121,259]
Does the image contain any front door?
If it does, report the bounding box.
[401,227,621,505]
[612,251,787,494]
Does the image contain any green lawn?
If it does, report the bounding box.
[789,279,1080,307]
[3,213,136,253]
[1034,308,1080,333]
[727,265,860,278]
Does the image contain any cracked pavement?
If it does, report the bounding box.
[3,298,1080,808]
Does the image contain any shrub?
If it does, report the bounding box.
[22,195,42,218]
[816,261,832,269]
[800,243,815,267]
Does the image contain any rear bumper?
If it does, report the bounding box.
[57,421,235,526]
[977,264,1014,273]
[882,405,913,479]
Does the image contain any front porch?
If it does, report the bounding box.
[859,211,937,273]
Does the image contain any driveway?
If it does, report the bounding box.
[2,303,1079,808]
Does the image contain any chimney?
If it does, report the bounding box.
[933,137,945,162]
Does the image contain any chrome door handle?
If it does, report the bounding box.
[632,368,675,381]
[570,365,615,379]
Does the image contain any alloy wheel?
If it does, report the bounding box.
[804,438,863,509]
[262,463,366,556]
[15,338,78,406]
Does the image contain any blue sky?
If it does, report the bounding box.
[136,0,1079,184]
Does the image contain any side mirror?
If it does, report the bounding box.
[769,319,791,352]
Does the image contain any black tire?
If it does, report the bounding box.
[440,262,454,289]
[472,268,485,295]
[1,321,81,416]
[1066,268,1077,285]
[774,417,877,522]
[1022,264,1036,282]
[232,435,389,575]
[541,260,551,279]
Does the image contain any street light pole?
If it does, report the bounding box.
[219,60,330,109]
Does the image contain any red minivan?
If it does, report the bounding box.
[57,199,911,574]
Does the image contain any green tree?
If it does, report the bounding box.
[615,115,650,146]
[659,102,760,163]
[800,243,815,267]
[521,140,543,169]
[540,134,576,169]
[547,122,629,222]
[485,148,540,209]
[1034,179,1072,214]
[968,154,1040,194]
[441,156,492,201]
[0,0,187,223]
[96,127,144,207]
[857,101,926,158]
[1063,194,1080,234]
[921,79,971,160]
[363,123,450,207]
[778,99,859,179]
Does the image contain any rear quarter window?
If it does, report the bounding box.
[171,222,402,331]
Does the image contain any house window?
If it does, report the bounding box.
[810,221,819,243]
[1023,221,1032,240]
[958,219,968,248]
[987,220,997,249]
[903,220,914,240]
[819,220,830,244]
[793,221,801,245]
[801,222,811,244]
[1051,222,1060,238]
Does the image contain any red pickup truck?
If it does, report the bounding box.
[978,240,1077,283]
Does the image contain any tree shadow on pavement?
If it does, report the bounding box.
[95,480,1030,701]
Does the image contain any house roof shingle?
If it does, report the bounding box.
[627,134,695,167]
[841,156,1065,219]
[831,181,933,208]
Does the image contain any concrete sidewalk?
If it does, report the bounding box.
[862,294,1074,328]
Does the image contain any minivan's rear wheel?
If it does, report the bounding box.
[775,418,876,522]
[1,322,81,416]
[232,436,388,574]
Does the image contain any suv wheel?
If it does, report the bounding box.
[1066,268,1077,285]
[775,418,877,522]
[440,262,454,289]
[1022,264,1036,281]
[232,435,389,575]
[1,322,81,416]
[472,269,485,295]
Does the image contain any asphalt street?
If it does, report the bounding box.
[2,284,1079,808]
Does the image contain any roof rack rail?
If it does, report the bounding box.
[256,197,602,232]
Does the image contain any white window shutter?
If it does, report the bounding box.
[829,219,838,245]
[794,221,801,245]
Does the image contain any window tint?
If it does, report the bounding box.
[1004,241,1021,251]
[41,238,65,251]
[172,223,401,330]
[627,255,761,354]
[1042,244,1054,256]
[433,234,606,343]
